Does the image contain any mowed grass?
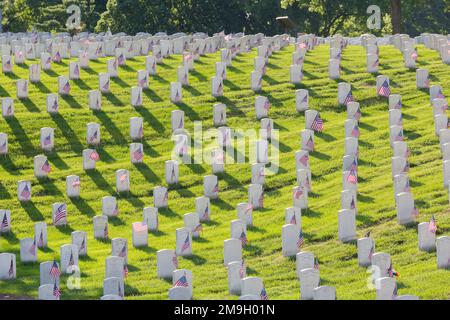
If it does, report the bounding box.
[0,42,449,300]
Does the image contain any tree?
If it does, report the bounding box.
[390,0,402,34]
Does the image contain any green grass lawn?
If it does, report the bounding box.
[0,42,449,300]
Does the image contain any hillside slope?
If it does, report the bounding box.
[0,43,449,299]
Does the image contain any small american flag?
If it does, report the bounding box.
[193,223,203,233]
[174,273,189,287]
[52,98,58,110]
[181,234,190,252]
[123,264,129,278]
[314,257,320,270]
[72,178,80,188]
[245,203,253,214]
[1,213,8,229]
[293,187,303,200]
[133,146,143,161]
[436,89,445,99]
[258,194,264,208]
[172,255,179,268]
[239,230,248,246]
[424,77,430,88]
[21,184,30,199]
[90,130,98,143]
[43,134,52,146]
[203,203,209,220]
[74,64,79,77]
[28,239,36,255]
[290,214,297,225]
[138,124,143,138]
[392,283,398,300]
[347,169,357,184]
[378,80,391,97]
[79,238,85,252]
[343,91,355,105]
[49,260,61,278]
[134,222,147,233]
[53,282,61,299]
[350,159,358,172]
[68,251,75,267]
[260,287,268,300]
[104,223,109,239]
[8,258,14,277]
[90,150,100,161]
[404,179,411,193]
[428,215,437,234]
[63,81,70,94]
[411,50,418,61]
[387,263,399,278]
[350,197,356,210]
[42,160,51,173]
[297,231,305,248]
[411,206,419,217]
[311,114,324,132]
[213,182,219,193]
[239,260,245,278]
[306,136,314,151]
[103,79,110,91]
[118,283,123,297]
[365,230,371,238]
[119,244,127,258]
[368,244,374,261]
[118,54,125,65]
[299,153,309,167]
[54,51,62,62]
[38,231,44,248]
[119,173,128,183]
[351,125,360,138]
[54,204,66,224]
[372,58,379,68]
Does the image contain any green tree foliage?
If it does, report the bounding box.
[0,0,448,36]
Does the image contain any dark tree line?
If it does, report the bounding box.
[1,0,449,36]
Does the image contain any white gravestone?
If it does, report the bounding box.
[103,277,124,298]
[143,207,158,231]
[338,209,356,242]
[130,117,144,140]
[157,249,178,279]
[299,268,320,300]
[17,180,31,202]
[40,127,54,151]
[154,186,168,208]
[71,231,87,256]
[131,86,143,107]
[248,183,264,209]
[313,286,336,300]
[102,196,119,217]
[132,222,148,248]
[20,237,37,263]
[224,238,242,266]
[176,228,192,257]
[60,244,78,274]
[228,260,246,295]
[237,202,253,226]
[40,261,60,286]
[111,238,128,265]
[282,224,301,257]
[105,256,124,280]
[0,253,16,280]
[396,192,418,225]
[357,237,375,267]
[196,196,211,222]
[295,89,309,112]
[436,236,450,269]
[116,169,130,193]
[93,215,109,240]
[34,222,47,249]
[46,93,58,113]
[418,222,436,252]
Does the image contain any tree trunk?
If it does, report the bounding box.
[390,0,402,34]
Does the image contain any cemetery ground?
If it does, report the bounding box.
[0,43,449,300]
